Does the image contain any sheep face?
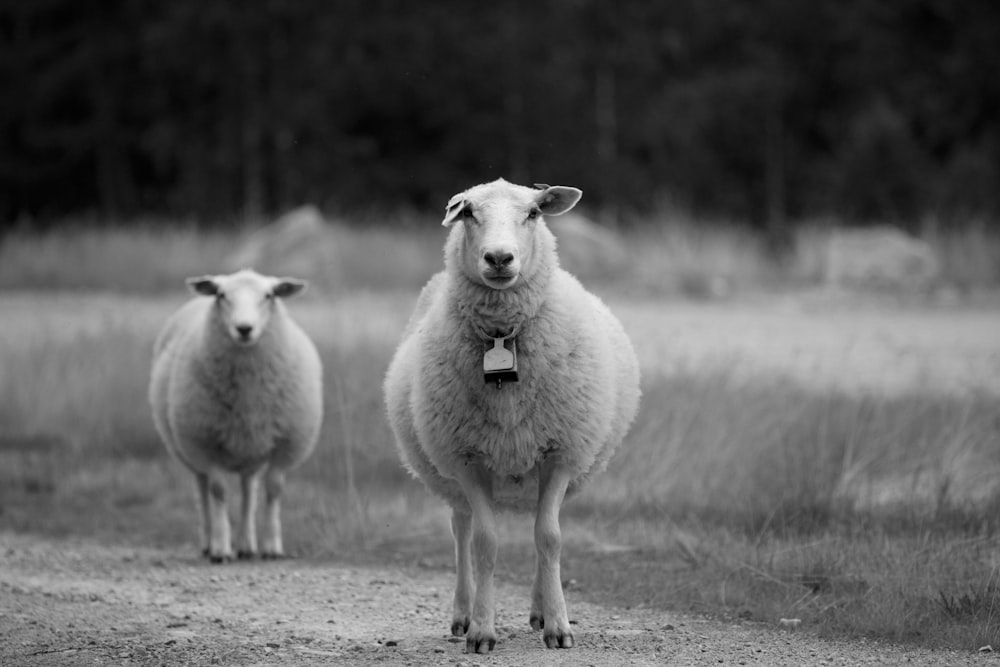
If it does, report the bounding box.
[186,270,307,345]
[443,179,582,290]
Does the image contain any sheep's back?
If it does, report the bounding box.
[150,299,210,459]
[267,316,324,468]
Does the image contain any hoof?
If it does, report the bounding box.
[208,554,233,564]
[451,617,470,636]
[260,551,290,560]
[543,629,574,649]
[529,613,544,631]
[464,622,497,654]
[236,550,258,560]
[465,635,496,654]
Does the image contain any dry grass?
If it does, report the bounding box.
[0,222,235,293]
[2,223,1000,649]
[617,222,777,297]
[929,219,1000,290]
[2,217,997,296]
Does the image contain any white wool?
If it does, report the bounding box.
[149,269,323,561]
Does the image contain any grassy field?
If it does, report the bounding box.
[1,223,1000,650]
[3,215,999,295]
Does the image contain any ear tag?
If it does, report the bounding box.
[483,337,518,389]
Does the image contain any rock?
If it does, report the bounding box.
[822,225,940,290]
[547,212,628,282]
[225,205,338,285]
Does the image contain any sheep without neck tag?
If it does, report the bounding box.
[484,337,518,389]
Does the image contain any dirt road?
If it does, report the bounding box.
[1,532,989,666]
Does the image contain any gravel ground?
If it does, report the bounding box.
[1,532,993,666]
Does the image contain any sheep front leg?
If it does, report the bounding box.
[531,458,574,648]
[206,470,234,563]
[453,463,498,654]
[236,471,260,559]
[261,468,286,558]
[450,508,474,636]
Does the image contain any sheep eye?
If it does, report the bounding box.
[460,207,476,221]
[527,208,540,220]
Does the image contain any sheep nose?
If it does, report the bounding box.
[484,250,515,269]
[235,325,253,340]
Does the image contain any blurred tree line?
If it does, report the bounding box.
[2,0,999,230]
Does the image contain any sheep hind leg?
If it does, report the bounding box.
[531,459,574,648]
[195,473,211,558]
[453,463,498,654]
[235,471,260,559]
[206,470,234,563]
[261,468,287,558]
[450,508,474,636]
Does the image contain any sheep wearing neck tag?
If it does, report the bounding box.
[384,179,640,653]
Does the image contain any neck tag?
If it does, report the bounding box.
[483,337,518,389]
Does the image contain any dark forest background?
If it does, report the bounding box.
[2,0,999,231]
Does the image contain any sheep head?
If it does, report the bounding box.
[442,179,581,290]
[187,269,307,345]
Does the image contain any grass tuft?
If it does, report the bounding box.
[938,584,1000,622]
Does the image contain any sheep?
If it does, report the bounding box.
[384,178,641,653]
[149,269,323,563]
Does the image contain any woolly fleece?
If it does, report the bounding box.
[384,180,640,512]
[149,271,323,480]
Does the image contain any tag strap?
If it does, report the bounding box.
[477,324,520,341]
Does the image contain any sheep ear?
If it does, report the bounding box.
[186,276,219,296]
[536,186,582,216]
[442,194,467,227]
[272,278,308,299]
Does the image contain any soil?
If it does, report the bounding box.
[1,532,990,666]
